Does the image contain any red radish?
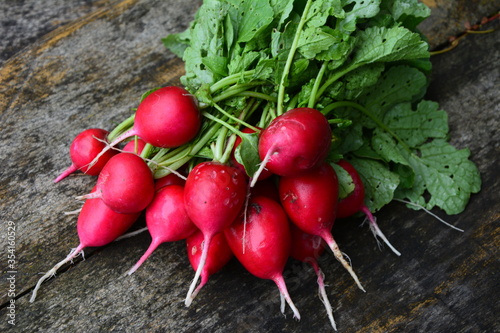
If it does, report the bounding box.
[78,153,155,214]
[183,161,247,306]
[279,162,365,291]
[290,224,336,330]
[224,196,301,320]
[89,86,201,167]
[54,128,118,183]
[336,160,401,256]
[127,185,197,275]
[256,108,331,178]
[122,137,147,155]
[186,230,234,299]
[231,127,272,180]
[30,190,140,302]
[154,173,186,192]
[251,177,280,202]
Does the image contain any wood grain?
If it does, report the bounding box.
[1,1,498,332]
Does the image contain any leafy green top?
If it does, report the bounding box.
[156,0,481,215]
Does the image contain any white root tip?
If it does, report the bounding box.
[315,268,337,331]
[64,208,82,215]
[394,198,464,232]
[280,292,286,315]
[126,266,138,276]
[185,237,210,307]
[361,207,401,256]
[75,191,99,201]
[30,246,84,303]
[326,236,365,292]
[273,276,301,321]
[114,227,149,242]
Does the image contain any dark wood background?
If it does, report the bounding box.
[1,1,498,332]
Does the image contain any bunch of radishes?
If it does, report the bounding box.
[31,85,401,331]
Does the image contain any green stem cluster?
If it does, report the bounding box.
[104,0,397,180]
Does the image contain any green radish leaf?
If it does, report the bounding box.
[359,65,428,127]
[352,25,429,65]
[331,162,355,199]
[348,157,400,212]
[195,145,215,160]
[140,87,162,102]
[298,27,339,59]
[384,100,449,147]
[226,0,274,43]
[395,140,481,215]
[157,0,481,220]
[202,55,229,77]
[370,100,481,214]
[339,0,381,32]
[162,28,191,58]
[306,0,344,28]
[353,141,383,161]
[382,0,431,31]
[344,63,385,100]
[234,132,261,177]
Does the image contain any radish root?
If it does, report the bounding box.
[323,233,365,292]
[115,227,149,242]
[249,145,275,188]
[273,275,301,320]
[312,263,337,331]
[280,292,286,315]
[394,199,464,232]
[126,238,160,275]
[361,207,401,256]
[64,208,82,215]
[30,244,85,303]
[185,237,211,306]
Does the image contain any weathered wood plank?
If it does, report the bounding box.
[420,0,499,49]
[1,1,498,332]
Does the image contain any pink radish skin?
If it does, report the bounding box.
[129,86,200,147]
[30,191,140,302]
[54,128,118,183]
[279,162,365,291]
[89,86,201,168]
[127,185,197,275]
[290,224,337,330]
[336,160,401,256]
[79,153,155,214]
[257,108,331,177]
[183,161,247,306]
[122,138,147,155]
[154,173,186,192]
[186,230,234,299]
[224,196,301,320]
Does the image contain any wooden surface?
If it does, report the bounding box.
[1,1,499,332]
